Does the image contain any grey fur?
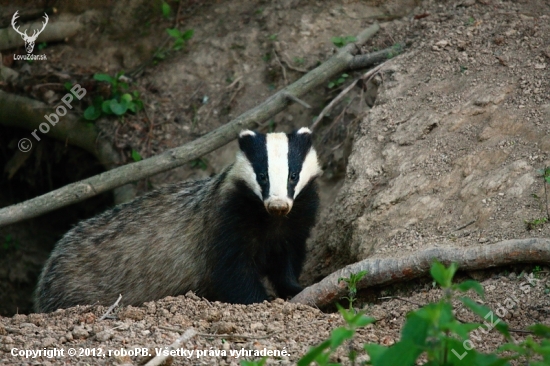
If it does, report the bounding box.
[35,170,230,313]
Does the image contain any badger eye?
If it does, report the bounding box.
[258,173,268,183]
[289,172,298,182]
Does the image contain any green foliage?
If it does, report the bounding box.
[525,217,547,230]
[166,28,194,51]
[84,72,144,121]
[161,1,171,18]
[249,261,550,366]
[293,57,305,65]
[328,73,349,89]
[37,42,47,51]
[190,158,208,170]
[131,149,142,162]
[331,35,356,48]
[241,357,267,366]
[339,270,367,310]
[2,234,19,251]
[268,34,278,41]
[298,305,375,366]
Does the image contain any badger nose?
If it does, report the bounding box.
[266,199,291,216]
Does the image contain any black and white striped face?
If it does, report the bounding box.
[236,127,322,216]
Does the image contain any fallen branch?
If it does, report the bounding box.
[0,23,381,227]
[290,238,550,308]
[145,328,197,366]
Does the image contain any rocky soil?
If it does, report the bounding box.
[1,0,550,364]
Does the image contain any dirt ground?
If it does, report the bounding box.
[1,0,550,364]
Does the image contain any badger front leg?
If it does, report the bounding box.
[210,256,269,304]
[267,249,304,299]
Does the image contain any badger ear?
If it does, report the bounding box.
[296,127,312,135]
[239,130,256,138]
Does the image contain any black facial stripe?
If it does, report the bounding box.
[287,130,313,198]
[238,132,269,199]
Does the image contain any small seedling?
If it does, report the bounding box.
[131,149,142,162]
[268,34,278,41]
[166,28,194,51]
[293,57,305,65]
[328,73,349,89]
[262,53,272,62]
[525,217,547,230]
[339,270,367,310]
[331,35,356,48]
[84,72,144,120]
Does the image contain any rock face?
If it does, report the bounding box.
[303,2,550,283]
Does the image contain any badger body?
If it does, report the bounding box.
[35,128,322,313]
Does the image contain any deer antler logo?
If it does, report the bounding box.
[11,11,49,54]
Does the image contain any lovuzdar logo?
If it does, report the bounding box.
[11,10,48,60]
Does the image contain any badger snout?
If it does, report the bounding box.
[265,198,292,216]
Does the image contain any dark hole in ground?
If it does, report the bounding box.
[0,125,113,316]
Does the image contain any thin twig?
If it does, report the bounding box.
[311,62,386,130]
[284,92,311,109]
[99,294,122,321]
[145,328,197,366]
[273,49,288,85]
[378,296,425,307]
[453,219,476,232]
[282,52,309,73]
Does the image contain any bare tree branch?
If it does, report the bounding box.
[0,23,381,227]
[290,238,550,307]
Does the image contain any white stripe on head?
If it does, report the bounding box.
[294,147,322,199]
[297,127,312,134]
[239,130,256,138]
[231,151,262,199]
[266,132,289,199]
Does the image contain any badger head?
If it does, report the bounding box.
[234,127,322,216]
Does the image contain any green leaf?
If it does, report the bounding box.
[166,28,182,39]
[110,99,128,116]
[374,339,422,366]
[297,339,330,366]
[430,261,457,288]
[121,93,133,103]
[181,29,194,40]
[83,106,101,121]
[328,82,335,88]
[94,73,115,83]
[161,1,171,18]
[364,344,387,364]
[330,327,354,350]
[459,297,501,327]
[455,280,485,298]
[102,100,113,114]
[529,324,550,338]
[131,149,142,162]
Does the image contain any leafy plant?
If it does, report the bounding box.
[339,270,367,310]
[298,305,375,366]
[328,73,349,89]
[331,35,356,48]
[84,72,144,121]
[525,217,547,230]
[166,28,194,51]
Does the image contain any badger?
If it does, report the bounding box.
[34,127,322,313]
